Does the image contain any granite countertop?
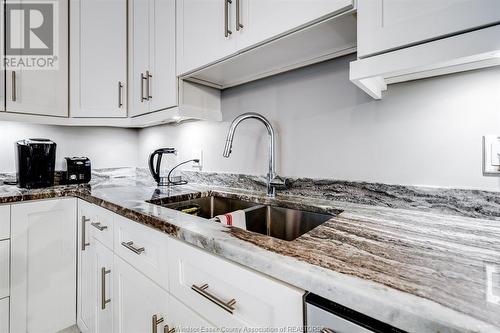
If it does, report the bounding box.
[1,168,499,333]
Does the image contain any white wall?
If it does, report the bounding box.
[0,123,139,172]
[138,55,500,191]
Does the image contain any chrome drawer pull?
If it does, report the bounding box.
[236,0,243,31]
[224,0,232,37]
[141,72,148,102]
[164,325,175,333]
[146,71,152,100]
[320,329,336,333]
[121,241,145,255]
[101,267,111,309]
[81,216,90,251]
[152,315,164,333]
[11,71,17,102]
[118,81,124,108]
[91,222,108,231]
[191,283,236,314]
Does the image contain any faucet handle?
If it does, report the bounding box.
[270,175,289,190]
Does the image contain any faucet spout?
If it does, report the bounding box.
[223,112,285,197]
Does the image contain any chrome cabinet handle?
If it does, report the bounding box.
[146,71,152,100]
[236,0,243,31]
[91,222,108,231]
[320,329,336,333]
[152,315,164,333]
[11,71,16,102]
[164,325,175,333]
[191,283,236,314]
[81,216,90,251]
[224,0,232,37]
[141,73,148,102]
[118,81,123,108]
[121,241,145,255]
[101,267,111,309]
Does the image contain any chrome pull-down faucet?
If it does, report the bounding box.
[223,112,287,197]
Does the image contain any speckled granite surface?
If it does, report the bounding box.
[1,168,500,333]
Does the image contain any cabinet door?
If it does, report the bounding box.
[237,0,353,50]
[0,241,9,300]
[113,255,169,333]
[129,0,151,117]
[77,201,96,333]
[94,241,113,333]
[149,0,177,113]
[0,298,8,333]
[0,3,5,113]
[177,0,237,75]
[5,0,68,116]
[70,0,127,117]
[358,0,500,57]
[10,199,77,333]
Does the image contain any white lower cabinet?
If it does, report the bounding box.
[113,255,169,333]
[78,200,116,333]
[94,241,114,333]
[0,298,8,333]
[10,199,77,333]
[76,201,304,333]
[114,215,169,290]
[0,241,8,300]
[0,206,10,240]
[168,238,304,328]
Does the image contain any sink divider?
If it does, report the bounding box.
[242,204,267,213]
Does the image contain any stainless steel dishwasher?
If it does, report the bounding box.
[305,293,406,333]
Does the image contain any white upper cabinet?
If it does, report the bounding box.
[177,0,356,87]
[129,0,177,117]
[357,0,500,58]
[70,0,127,118]
[237,0,353,50]
[0,4,5,113]
[177,0,238,75]
[6,0,68,117]
[177,0,354,75]
[351,0,500,99]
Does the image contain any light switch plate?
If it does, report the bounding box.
[486,265,500,305]
[483,135,500,175]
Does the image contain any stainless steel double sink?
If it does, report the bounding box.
[150,194,336,241]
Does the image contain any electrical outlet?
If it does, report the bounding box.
[191,149,203,169]
[483,136,500,175]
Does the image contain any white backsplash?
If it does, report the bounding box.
[0,122,139,172]
[139,54,500,192]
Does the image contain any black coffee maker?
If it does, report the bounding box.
[16,139,57,189]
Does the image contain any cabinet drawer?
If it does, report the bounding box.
[0,241,8,299]
[168,238,304,328]
[79,200,114,249]
[114,215,169,290]
[0,297,8,333]
[0,206,9,240]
